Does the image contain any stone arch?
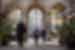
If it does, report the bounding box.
[26,4,47,36]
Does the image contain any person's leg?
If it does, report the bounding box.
[34,34,39,46]
[17,33,23,47]
[42,33,47,41]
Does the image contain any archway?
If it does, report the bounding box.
[28,8,45,36]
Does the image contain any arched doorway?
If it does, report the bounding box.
[28,8,44,33]
[24,5,47,46]
[27,8,45,37]
[24,0,47,46]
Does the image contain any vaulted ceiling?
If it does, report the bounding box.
[17,0,68,9]
[0,0,69,17]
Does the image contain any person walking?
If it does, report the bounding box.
[41,29,47,41]
[33,29,40,46]
[16,21,26,47]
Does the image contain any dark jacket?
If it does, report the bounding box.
[33,29,40,38]
[17,22,26,33]
[16,21,26,41]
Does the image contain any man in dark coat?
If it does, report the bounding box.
[16,21,26,46]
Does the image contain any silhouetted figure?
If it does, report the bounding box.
[16,21,26,47]
[33,29,40,46]
[41,29,47,41]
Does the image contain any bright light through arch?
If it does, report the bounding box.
[28,8,44,34]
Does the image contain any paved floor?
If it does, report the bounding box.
[24,38,60,47]
[0,46,66,50]
[0,38,68,50]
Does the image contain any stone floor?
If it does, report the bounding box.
[8,37,60,48]
[0,46,66,50]
[0,37,68,50]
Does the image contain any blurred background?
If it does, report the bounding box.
[0,0,75,50]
